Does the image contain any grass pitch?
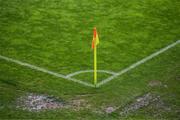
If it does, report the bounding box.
[0,0,179,119]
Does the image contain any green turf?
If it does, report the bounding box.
[0,0,179,119]
[73,72,112,84]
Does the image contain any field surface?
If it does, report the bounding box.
[0,0,179,119]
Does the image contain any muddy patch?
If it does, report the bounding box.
[70,99,91,111]
[119,93,164,116]
[103,93,172,116]
[102,93,158,115]
[148,80,162,87]
[105,106,117,114]
[16,93,89,112]
[16,93,66,111]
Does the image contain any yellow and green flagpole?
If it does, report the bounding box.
[94,40,97,86]
[92,27,99,86]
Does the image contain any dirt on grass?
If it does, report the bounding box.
[148,80,162,87]
[119,93,171,116]
[16,93,90,112]
[16,92,172,117]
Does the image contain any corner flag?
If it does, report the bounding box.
[92,27,99,49]
[92,27,99,86]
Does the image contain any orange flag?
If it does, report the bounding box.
[92,27,99,49]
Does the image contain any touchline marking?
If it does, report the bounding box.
[0,55,94,87]
[66,70,117,78]
[97,40,180,87]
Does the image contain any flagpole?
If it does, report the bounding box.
[94,43,97,86]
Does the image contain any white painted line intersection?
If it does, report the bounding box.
[0,40,179,87]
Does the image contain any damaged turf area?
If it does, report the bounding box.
[16,93,66,111]
[118,93,171,116]
[16,93,90,112]
[15,92,172,118]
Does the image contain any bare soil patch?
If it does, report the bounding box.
[148,80,162,87]
[119,93,171,116]
[16,93,66,111]
[16,93,89,112]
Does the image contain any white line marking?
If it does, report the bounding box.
[66,70,117,78]
[0,40,179,88]
[97,40,180,87]
[0,55,94,87]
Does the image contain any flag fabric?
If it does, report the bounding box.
[92,27,99,49]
